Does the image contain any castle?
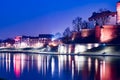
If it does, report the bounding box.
[89,1,120,43]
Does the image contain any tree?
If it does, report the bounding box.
[90,9,111,26]
[3,38,15,45]
[63,27,71,37]
[63,27,71,43]
[98,8,108,13]
[72,17,91,30]
[82,21,89,29]
[72,17,83,32]
[55,32,62,38]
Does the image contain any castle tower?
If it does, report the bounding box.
[117,1,120,24]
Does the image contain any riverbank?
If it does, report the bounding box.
[0,50,120,57]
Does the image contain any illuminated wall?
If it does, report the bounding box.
[117,2,120,24]
[71,29,94,40]
[81,29,94,37]
[100,25,117,43]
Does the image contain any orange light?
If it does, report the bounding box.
[49,42,58,46]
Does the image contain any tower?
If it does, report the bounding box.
[116,1,120,24]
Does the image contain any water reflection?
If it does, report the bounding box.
[13,54,21,77]
[0,53,120,80]
[95,59,98,73]
[88,57,91,71]
[37,55,41,72]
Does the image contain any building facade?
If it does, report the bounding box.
[14,34,54,48]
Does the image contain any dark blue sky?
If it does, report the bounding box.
[0,0,117,39]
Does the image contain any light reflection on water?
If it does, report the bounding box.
[0,53,120,80]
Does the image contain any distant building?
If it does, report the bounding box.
[14,34,54,48]
[39,34,54,43]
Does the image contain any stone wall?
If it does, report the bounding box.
[95,25,119,43]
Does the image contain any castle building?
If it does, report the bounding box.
[89,11,116,26]
[117,1,120,24]
[89,1,120,26]
[88,1,120,43]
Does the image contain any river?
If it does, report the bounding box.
[0,53,120,80]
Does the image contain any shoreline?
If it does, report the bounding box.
[0,50,120,57]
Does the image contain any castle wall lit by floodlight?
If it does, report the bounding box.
[117,1,120,24]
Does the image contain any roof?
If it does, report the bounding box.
[88,11,116,21]
[22,34,54,39]
[22,36,39,39]
[39,34,54,38]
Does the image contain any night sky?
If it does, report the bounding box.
[0,0,117,39]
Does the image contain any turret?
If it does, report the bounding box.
[116,1,120,24]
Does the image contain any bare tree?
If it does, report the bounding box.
[72,17,83,32]
[82,21,89,29]
[72,17,91,30]
[63,27,71,37]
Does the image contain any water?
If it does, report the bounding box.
[0,53,120,80]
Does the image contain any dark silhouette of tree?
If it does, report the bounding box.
[63,27,71,43]
[82,21,89,29]
[98,8,108,13]
[72,17,90,31]
[63,27,71,37]
[89,9,111,26]
[98,9,110,25]
[72,17,83,32]
[3,38,15,45]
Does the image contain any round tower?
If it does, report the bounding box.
[116,1,120,24]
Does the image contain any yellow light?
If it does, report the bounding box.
[49,42,58,47]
